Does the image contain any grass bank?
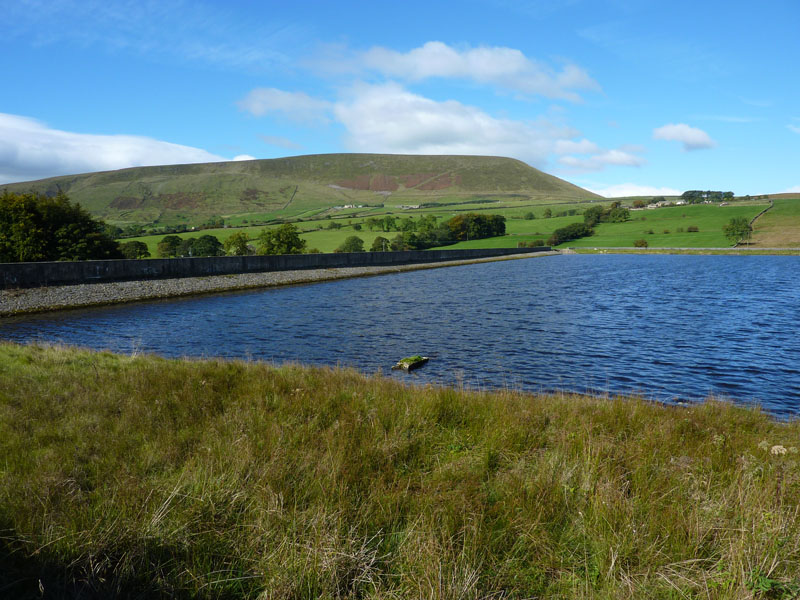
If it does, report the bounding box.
[2,343,800,599]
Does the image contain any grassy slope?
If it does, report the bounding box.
[2,343,800,599]
[565,203,769,249]
[123,202,772,255]
[751,197,800,247]
[1,154,600,228]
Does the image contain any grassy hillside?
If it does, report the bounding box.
[751,197,800,247]
[2,343,800,598]
[0,154,600,228]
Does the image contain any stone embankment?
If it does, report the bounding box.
[0,252,557,317]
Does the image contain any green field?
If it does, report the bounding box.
[3,342,800,598]
[122,201,772,255]
[564,203,768,249]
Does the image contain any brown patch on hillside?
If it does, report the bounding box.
[156,192,204,210]
[110,196,144,209]
[336,175,372,190]
[369,175,398,191]
[399,173,437,188]
[418,173,457,191]
[240,188,270,203]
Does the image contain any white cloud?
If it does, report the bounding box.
[558,149,646,171]
[237,88,332,123]
[781,185,800,193]
[653,123,716,151]
[357,41,600,101]
[259,135,302,150]
[554,138,600,155]
[0,113,226,184]
[788,125,800,134]
[331,82,576,165]
[232,154,257,161]
[588,183,681,198]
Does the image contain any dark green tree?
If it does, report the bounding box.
[400,218,416,232]
[381,215,397,232]
[723,217,752,244]
[370,236,390,251]
[445,213,505,241]
[256,223,306,255]
[547,222,593,246]
[0,191,122,262]
[157,235,183,258]
[193,235,224,256]
[223,232,251,255]
[334,235,365,253]
[119,240,150,259]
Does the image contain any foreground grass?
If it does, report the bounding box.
[2,343,800,599]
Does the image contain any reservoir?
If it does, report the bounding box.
[2,254,799,416]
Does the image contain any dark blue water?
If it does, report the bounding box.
[2,255,799,415]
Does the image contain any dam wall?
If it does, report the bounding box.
[1,247,551,289]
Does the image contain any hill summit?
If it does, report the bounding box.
[2,153,601,227]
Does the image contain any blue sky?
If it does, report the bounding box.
[1,0,798,196]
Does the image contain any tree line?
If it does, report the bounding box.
[1,192,511,262]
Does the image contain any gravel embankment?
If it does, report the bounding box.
[1,252,557,316]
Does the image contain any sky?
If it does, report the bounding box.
[1,0,798,197]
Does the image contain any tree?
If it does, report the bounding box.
[223,232,251,255]
[370,236,390,251]
[390,234,411,251]
[257,223,306,255]
[157,235,182,257]
[382,215,397,232]
[523,211,536,220]
[0,191,122,262]
[547,222,593,246]
[445,213,506,241]
[723,217,752,244]
[194,235,224,256]
[543,208,552,218]
[119,240,150,259]
[400,218,416,232]
[334,235,365,253]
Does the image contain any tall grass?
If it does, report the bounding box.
[2,342,799,598]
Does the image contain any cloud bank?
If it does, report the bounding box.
[357,41,600,101]
[653,123,716,150]
[332,82,574,165]
[0,113,226,184]
[237,88,332,123]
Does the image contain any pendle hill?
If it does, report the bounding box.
[1,154,601,228]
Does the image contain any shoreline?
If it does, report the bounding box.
[0,251,558,317]
[565,246,800,255]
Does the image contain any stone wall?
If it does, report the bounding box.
[1,247,551,289]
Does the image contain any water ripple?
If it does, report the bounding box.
[2,254,799,414]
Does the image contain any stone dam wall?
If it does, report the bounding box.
[1,247,551,289]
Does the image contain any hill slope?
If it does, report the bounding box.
[1,154,601,227]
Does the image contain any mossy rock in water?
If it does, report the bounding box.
[392,355,429,371]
